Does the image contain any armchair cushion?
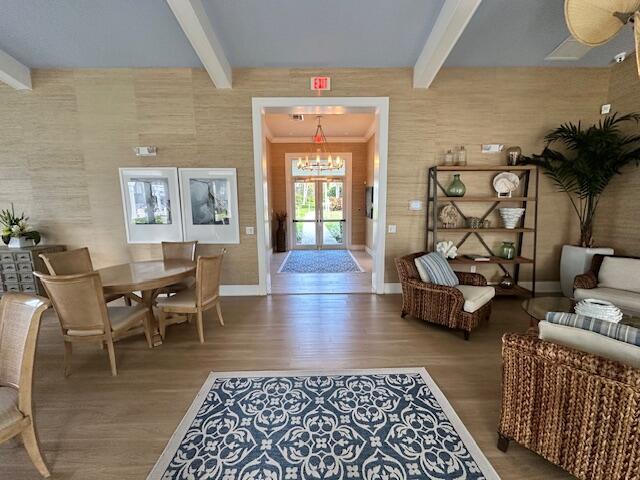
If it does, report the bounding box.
[455,285,495,313]
[598,256,640,293]
[413,256,431,283]
[574,287,640,316]
[539,320,640,368]
[545,311,640,346]
[416,252,458,287]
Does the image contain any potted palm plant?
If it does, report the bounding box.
[523,112,640,297]
[1,204,41,248]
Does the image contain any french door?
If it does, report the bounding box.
[292,178,345,249]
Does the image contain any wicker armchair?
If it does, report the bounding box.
[395,252,492,340]
[498,333,640,480]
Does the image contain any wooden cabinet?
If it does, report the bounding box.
[0,245,65,297]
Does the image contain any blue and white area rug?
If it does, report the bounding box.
[278,250,364,273]
[148,368,499,480]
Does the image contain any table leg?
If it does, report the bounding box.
[142,289,163,347]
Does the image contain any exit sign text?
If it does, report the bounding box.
[310,76,331,91]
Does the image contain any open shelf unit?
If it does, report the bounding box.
[426,165,539,297]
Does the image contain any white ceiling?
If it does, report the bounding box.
[265,113,375,139]
[0,0,635,70]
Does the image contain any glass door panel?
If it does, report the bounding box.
[293,181,317,247]
[321,180,345,247]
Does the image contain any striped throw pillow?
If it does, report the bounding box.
[416,252,458,287]
[545,311,639,347]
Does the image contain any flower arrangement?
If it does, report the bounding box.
[0,204,41,246]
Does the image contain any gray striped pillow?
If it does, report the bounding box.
[545,311,639,347]
[417,252,458,287]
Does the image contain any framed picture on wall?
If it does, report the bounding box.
[178,168,240,244]
[118,167,183,243]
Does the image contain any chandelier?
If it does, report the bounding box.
[296,116,344,172]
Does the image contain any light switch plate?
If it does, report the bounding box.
[601,104,611,115]
[245,226,255,235]
[387,224,397,233]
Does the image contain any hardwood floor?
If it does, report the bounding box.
[270,250,373,294]
[1,294,570,479]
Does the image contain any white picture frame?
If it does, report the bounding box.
[118,167,183,243]
[178,168,240,244]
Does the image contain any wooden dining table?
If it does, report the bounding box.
[98,260,196,346]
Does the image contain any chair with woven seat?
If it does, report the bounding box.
[395,252,493,340]
[157,253,225,343]
[0,293,51,477]
[34,271,153,376]
[39,247,135,306]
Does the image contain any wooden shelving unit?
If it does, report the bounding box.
[426,165,539,297]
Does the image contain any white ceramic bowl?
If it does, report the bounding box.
[499,207,525,229]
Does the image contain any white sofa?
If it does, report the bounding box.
[573,255,640,317]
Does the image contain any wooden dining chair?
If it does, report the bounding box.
[33,271,153,376]
[0,293,51,477]
[155,241,198,297]
[39,247,136,305]
[157,251,225,343]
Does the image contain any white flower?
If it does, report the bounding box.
[11,225,21,235]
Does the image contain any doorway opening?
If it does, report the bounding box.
[251,97,389,295]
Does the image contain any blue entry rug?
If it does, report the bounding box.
[148,368,499,480]
[278,250,364,273]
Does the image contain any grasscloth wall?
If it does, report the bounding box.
[595,57,640,255]
[0,67,610,285]
[268,142,368,247]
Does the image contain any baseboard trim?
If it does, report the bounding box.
[384,283,403,294]
[384,281,561,295]
[220,285,261,296]
[349,244,365,251]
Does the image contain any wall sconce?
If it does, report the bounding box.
[133,146,157,156]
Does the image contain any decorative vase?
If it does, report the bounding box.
[500,241,516,260]
[560,245,614,298]
[446,174,466,197]
[275,221,287,253]
[499,273,515,289]
[456,146,467,166]
[8,236,34,249]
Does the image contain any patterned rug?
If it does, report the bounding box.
[278,250,364,273]
[148,368,499,480]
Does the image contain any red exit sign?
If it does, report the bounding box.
[310,76,331,91]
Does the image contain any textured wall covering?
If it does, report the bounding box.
[268,141,368,247]
[595,57,640,255]
[0,67,610,285]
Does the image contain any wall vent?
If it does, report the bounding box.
[545,36,592,61]
[289,114,304,121]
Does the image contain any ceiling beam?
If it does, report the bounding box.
[166,0,232,88]
[0,48,31,90]
[413,0,481,89]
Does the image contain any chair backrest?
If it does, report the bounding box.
[40,247,94,275]
[0,293,50,411]
[196,252,224,307]
[395,252,425,283]
[162,241,198,262]
[33,271,110,335]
